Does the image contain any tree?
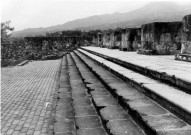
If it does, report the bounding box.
[1,21,14,44]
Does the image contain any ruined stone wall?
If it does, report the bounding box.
[120,31,128,50]
[126,29,134,51]
[95,14,191,55]
[96,37,99,46]
[114,35,121,48]
[92,37,97,46]
[141,22,182,54]
[102,36,106,47]
[141,23,155,50]
[125,28,139,51]
[135,34,141,50]
[119,28,141,51]
[115,41,121,47]
[102,35,110,48]
[114,31,121,48]
[154,22,182,54]
[97,33,102,47]
[132,28,141,51]
[109,34,115,48]
[181,14,191,54]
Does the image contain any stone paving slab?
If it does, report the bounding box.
[81,47,191,92]
[93,96,119,107]
[107,119,145,135]
[75,116,103,129]
[77,128,107,135]
[1,60,61,135]
[74,106,98,117]
[100,106,130,120]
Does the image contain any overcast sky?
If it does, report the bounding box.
[1,0,190,31]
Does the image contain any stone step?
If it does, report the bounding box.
[54,55,76,135]
[78,49,191,125]
[70,52,146,135]
[67,54,108,135]
[74,50,191,135]
[80,47,191,94]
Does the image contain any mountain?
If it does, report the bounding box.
[11,2,191,37]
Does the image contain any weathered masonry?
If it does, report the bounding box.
[92,37,97,46]
[138,22,182,55]
[181,14,191,54]
[92,14,191,60]
[96,32,102,47]
[102,31,111,48]
[175,14,191,61]
[108,31,115,49]
[76,48,191,134]
[114,30,121,49]
[120,28,141,51]
[108,30,121,49]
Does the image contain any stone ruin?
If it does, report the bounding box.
[138,21,182,55]
[92,37,97,46]
[113,29,121,49]
[102,31,111,48]
[181,14,191,54]
[97,32,102,47]
[109,32,115,49]
[92,14,190,59]
[104,29,122,49]
[175,14,191,61]
[120,28,141,51]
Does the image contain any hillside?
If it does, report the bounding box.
[11,2,191,37]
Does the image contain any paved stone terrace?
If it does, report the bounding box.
[82,47,191,90]
[82,47,191,77]
[1,60,61,135]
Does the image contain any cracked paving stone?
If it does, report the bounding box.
[107,119,144,135]
[54,120,75,133]
[73,98,92,107]
[74,106,97,117]
[77,127,107,135]
[76,116,102,129]
[100,106,130,120]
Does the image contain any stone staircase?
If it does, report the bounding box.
[54,50,191,135]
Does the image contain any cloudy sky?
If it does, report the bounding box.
[1,0,190,31]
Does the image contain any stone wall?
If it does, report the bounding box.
[94,14,191,56]
[141,23,155,51]
[114,31,121,48]
[109,33,115,48]
[108,30,121,49]
[120,29,128,51]
[155,22,182,54]
[92,37,97,46]
[97,33,102,47]
[132,28,141,51]
[102,34,110,48]
[181,14,191,54]
[141,22,182,54]
[120,28,141,51]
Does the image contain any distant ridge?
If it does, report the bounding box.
[11,2,191,37]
